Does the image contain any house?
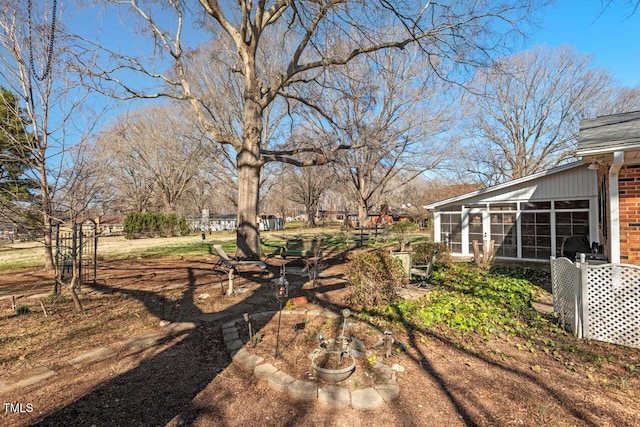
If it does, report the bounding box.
[424,161,598,261]
[425,110,640,264]
[0,223,16,241]
[576,110,640,264]
[95,216,124,236]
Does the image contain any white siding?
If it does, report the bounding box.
[453,166,597,206]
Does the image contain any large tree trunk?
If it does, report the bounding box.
[358,201,369,229]
[306,202,317,228]
[236,98,263,260]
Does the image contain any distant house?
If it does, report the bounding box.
[187,211,285,232]
[0,223,16,241]
[187,213,237,232]
[425,110,640,265]
[96,216,124,236]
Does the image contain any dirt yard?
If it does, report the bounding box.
[1,251,639,426]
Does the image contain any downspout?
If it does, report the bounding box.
[609,151,624,263]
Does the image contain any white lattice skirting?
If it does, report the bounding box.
[551,256,640,349]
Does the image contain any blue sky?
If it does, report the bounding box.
[62,1,640,90]
[526,1,640,87]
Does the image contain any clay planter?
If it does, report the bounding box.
[311,351,356,383]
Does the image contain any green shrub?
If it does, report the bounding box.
[123,212,191,239]
[347,250,408,309]
[15,305,30,315]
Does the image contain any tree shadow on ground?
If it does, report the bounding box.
[35,261,272,425]
[29,255,636,426]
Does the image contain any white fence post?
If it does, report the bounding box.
[578,254,590,339]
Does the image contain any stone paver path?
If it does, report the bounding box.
[0,322,197,395]
[0,284,401,412]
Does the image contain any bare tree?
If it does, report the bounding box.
[0,2,98,270]
[77,0,538,258]
[309,50,456,226]
[282,163,333,228]
[91,103,225,215]
[91,123,156,214]
[462,45,640,186]
[603,0,640,15]
[56,142,105,220]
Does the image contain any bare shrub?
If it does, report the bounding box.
[347,250,407,309]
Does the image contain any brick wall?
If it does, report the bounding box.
[618,165,640,264]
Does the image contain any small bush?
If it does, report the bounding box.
[15,305,30,315]
[347,250,408,309]
[411,242,451,265]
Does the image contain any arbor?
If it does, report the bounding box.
[82,0,538,258]
[462,45,640,185]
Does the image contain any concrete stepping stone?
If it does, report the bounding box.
[68,347,116,370]
[254,363,278,380]
[374,383,400,401]
[351,388,383,411]
[320,310,339,319]
[251,311,276,321]
[223,329,240,342]
[162,321,197,334]
[268,370,295,392]
[122,333,163,350]
[0,366,57,393]
[221,320,239,330]
[225,339,243,352]
[287,380,317,401]
[317,384,350,408]
[232,349,264,372]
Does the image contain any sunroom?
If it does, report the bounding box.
[424,161,600,262]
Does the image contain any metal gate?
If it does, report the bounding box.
[54,219,98,292]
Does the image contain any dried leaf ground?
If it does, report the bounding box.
[0,255,639,427]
